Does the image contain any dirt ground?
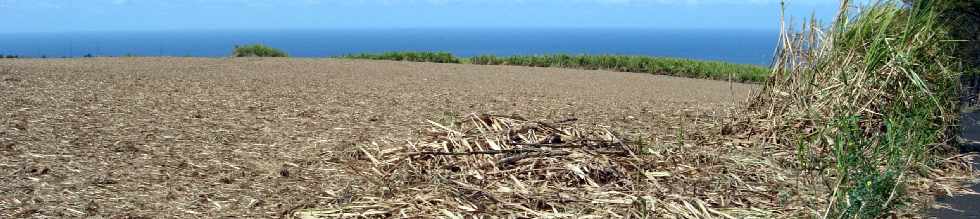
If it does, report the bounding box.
[0,58,756,218]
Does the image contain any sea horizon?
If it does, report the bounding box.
[0,28,779,65]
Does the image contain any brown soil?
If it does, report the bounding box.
[0,57,756,218]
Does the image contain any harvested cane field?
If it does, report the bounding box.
[0,57,971,218]
[0,57,757,218]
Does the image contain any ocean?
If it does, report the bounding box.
[0,28,778,65]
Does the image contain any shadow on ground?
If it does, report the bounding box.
[931,156,980,218]
[930,105,980,218]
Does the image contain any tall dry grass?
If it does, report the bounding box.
[750,0,973,217]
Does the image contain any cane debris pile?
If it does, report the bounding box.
[297,113,791,218]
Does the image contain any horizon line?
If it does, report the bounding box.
[0,26,783,35]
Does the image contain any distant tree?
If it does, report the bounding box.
[232,44,288,57]
[83,54,94,58]
[41,55,47,59]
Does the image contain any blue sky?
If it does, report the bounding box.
[0,0,842,33]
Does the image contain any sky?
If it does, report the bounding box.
[0,0,844,33]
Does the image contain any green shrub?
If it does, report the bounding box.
[232,44,288,57]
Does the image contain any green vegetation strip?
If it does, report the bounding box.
[342,52,770,83]
[344,52,460,64]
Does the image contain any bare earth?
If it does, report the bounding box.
[0,58,756,218]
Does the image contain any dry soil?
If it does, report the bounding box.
[0,58,756,218]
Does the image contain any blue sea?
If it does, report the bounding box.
[0,28,778,65]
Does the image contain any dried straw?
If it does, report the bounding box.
[294,113,798,218]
